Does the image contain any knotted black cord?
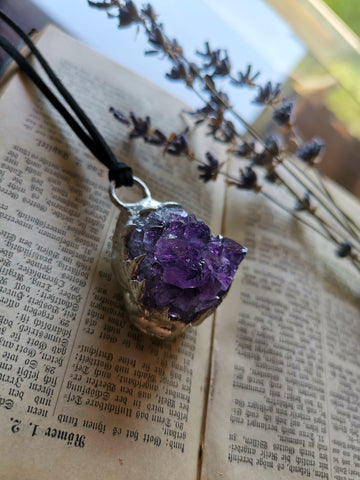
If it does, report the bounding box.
[0,10,133,188]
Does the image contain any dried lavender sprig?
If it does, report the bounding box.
[167,50,360,244]
[112,108,360,262]
[234,161,360,256]
[207,80,359,244]
[88,2,264,140]
[220,162,360,267]
[167,35,360,245]
[227,130,360,250]
[113,98,360,256]
[222,166,360,268]
[89,1,359,266]
[223,90,360,247]
[193,79,359,248]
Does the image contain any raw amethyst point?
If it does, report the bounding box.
[126,206,247,324]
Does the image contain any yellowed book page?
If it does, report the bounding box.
[0,26,226,480]
[201,177,360,479]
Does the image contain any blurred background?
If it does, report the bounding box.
[322,0,360,37]
[1,0,359,197]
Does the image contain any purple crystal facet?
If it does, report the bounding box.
[126,206,247,323]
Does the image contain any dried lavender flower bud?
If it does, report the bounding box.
[272,100,294,126]
[148,25,165,48]
[264,169,280,184]
[129,113,151,138]
[141,3,157,24]
[252,151,272,167]
[252,136,279,167]
[231,64,260,87]
[88,1,119,10]
[119,1,141,26]
[208,119,237,143]
[197,44,230,76]
[210,89,229,107]
[196,42,212,59]
[219,120,237,142]
[234,141,255,158]
[265,135,280,157]
[294,192,311,211]
[296,137,326,165]
[166,62,194,86]
[198,152,220,183]
[109,106,130,125]
[166,130,190,156]
[203,74,216,92]
[253,81,281,105]
[144,128,167,145]
[166,62,187,81]
[236,166,258,190]
[336,241,352,258]
[212,54,231,77]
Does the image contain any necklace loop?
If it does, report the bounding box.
[109,177,155,212]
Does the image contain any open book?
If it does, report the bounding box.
[0,26,359,480]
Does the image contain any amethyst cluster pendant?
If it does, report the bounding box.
[110,178,247,340]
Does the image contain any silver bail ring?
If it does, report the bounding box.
[109,176,153,211]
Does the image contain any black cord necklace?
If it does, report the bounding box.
[0,12,247,340]
[0,10,133,188]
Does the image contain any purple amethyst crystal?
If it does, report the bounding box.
[126,206,247,323]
